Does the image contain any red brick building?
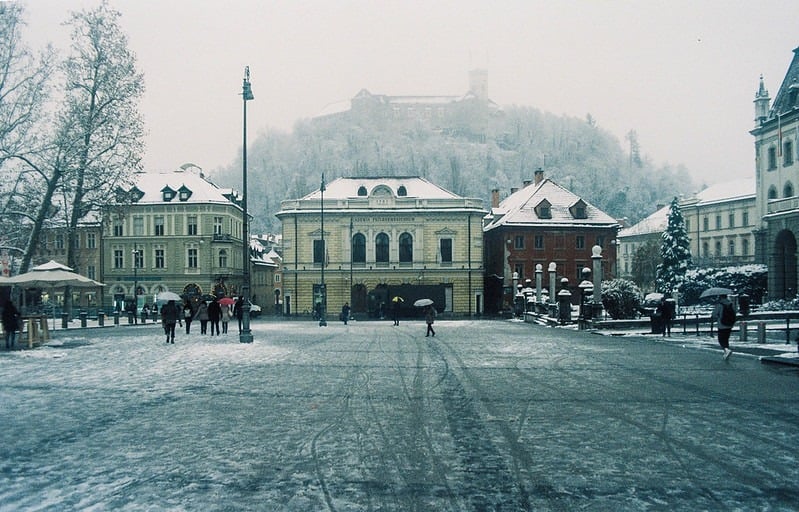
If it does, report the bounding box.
[483,170,620,314]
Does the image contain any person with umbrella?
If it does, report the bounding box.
[208,299,222,336]
[391,296,403,326]
[424,304,436,337]
[712,292,736,360]
[218,298,234,334]
[160,299,180,344]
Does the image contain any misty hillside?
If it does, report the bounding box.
[211,103,696,234]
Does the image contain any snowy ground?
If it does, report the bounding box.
[1,319,798,510]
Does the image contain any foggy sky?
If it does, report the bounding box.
[20,0,799,187]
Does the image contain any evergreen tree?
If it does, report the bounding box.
[655,197,692,294]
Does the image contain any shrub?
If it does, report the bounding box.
[601,279,642,319]
[680,264,767,306]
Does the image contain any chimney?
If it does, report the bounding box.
[491,188,500,208]
[523,179,532,188]
[510,187,519,195]
[534,168,544,185]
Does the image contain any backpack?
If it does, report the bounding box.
[721,302,736,326]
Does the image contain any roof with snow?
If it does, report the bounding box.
[618,204,670,238]
[302,176,460,201]
[689,178,755,205]
[483,178,618,231]
[123,169,240,207]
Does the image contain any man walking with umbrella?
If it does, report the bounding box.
[160,299,179,344]
[712,291,736,360]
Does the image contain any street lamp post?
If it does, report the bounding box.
[239,66,254,343]
[319,173,327,326]
[132,248,139,324]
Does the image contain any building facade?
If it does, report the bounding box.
[276,177,486,318]
[102,168,247,311]
[483,170,620,314]
[752,47,799,298]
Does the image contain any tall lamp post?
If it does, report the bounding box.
[319,173,327,326]
[132,247,140,324]
[239,66,254,343]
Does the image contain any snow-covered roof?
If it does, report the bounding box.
[483,178,618,231]
[128,169,239,206]
[618,204,670,238]
[691,178,755,205]
[302,176,460,200]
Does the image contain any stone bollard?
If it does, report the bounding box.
[80,311,87,328]
[757,321,766,344]
[739,321,747,342]
[113,311,120,326]
[98,311,105,327]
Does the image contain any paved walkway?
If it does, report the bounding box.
[2,319,798,510]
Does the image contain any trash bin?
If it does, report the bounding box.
[738,294,750,317]
[650,313,664,334]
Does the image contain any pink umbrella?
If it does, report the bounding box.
[218,297,235,306]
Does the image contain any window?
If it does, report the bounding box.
[352,233,366,263]
[154,216,165,236]
[440,238,453,263]
[313,240,325,265]
[133,250,144,270]
[397,185,407,196]
[187,216,198,236]
[514,263,524,281]
[539,206,551,218]
[768,146,778,170]
[114,249,123,269]
[187,248,198,268]
[87,265,96,280]
[784,181,794,198]
[742,238,750,256]
[514,235,524,249]
[399,232,413,263]
[375,233,389,263]
[785,140,794,166]
[768,186,778,200]
[87,233,97,249]
[55,234,64,250]
[155,248,165,269]
[133,216,144,236]
[702,242,709,258]
[213,216,223,235]
[715,241,722,257]
[576,236,585,249]
[728,240,735,256]
[596,236,605,247]
[357,186,367,197]
[728,213,735,229]
[113,220,123,237]
[703,217,709,231]
[742,211,749,226]
[218,249,228,268]
[534,235,544,249]
[715,215,722,230]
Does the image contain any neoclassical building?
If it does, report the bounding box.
[752,46,799,298]
[276,176,486,318]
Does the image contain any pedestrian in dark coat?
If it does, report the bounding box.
[208,300,221,336]
[341,302,351,325]
[392,300,400,326]
[713,294,736,360]
[194,302,209,334]
[2,301,21,349]
[234,297,243,333]
[425,306,436,337]
[183,302,193,334]
[160,300,179,344]
[661,298,675,337]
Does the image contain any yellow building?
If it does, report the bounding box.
[276,176,486,318]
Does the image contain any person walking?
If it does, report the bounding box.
[660,298,675,337]
[425,305,436,337]
[160,300,179,344]
[234,297,243,333]
[392,299,401,326]
[182,301,194,334]
[2,300,21,350]
[341,302,351,325]
[208,299,221,336]
[195,301,209,335]
[220,302,231,334]
[713,293,736,360]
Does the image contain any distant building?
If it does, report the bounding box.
[616,204,669,286]
[482,169,620,314]
[314,69,501,133]
[751,46,799,298]
[276,176,486,318]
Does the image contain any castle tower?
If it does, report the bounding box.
[754,74,771,126]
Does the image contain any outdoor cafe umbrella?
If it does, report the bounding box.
[0,260,105,328]
[699,287,734,299]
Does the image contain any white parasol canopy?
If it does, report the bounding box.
[0,260,104,288]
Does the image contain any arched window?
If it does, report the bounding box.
[399,232,413,262]
[397,185,407,196]
[218,249,228,268]
[352,233,366,263]
[784,181,795,198]
[375,233,389,263]
[357,186,367,197]
[768,186,778,200]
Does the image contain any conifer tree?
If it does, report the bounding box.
[655,197,692,294]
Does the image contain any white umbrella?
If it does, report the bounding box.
[155,291,183,305]
[413,298,434,307]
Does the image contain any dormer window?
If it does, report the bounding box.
[569,199,588,219]
[535,199,552,219]
[178,185,192,201]
[162,186,176,202]
[397,185,407,197]
[130,186,144,202]
[357,186,367,197]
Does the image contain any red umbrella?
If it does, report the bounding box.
[218,297,235,306]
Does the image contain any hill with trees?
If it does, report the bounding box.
[212,101,697,234]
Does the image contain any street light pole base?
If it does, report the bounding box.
[319,318,327,326]
[239,330,253,343]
